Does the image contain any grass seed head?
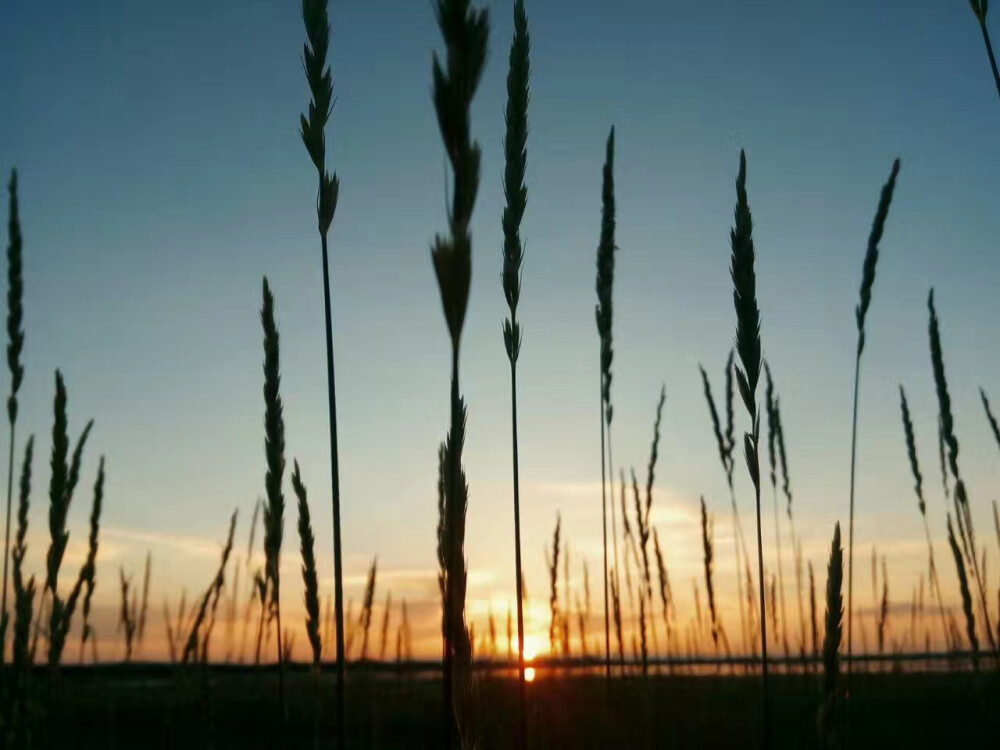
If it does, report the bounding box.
[855,159,900,355]
[595,128,617,421]
[6,169,24,424]
[292,460,322,664]
[501,0,530,364]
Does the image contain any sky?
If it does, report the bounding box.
[0,0,998,662]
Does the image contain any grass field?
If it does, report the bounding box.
[37,664,998,749]
[3,1,1000,748]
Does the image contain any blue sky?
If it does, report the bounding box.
[1,0,998,659]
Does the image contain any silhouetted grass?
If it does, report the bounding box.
[819,523,844,749]
[261,277,287,714]
[546,515,561,655]
[359,557,378,662]
[292,460,321,666]
[45,371,97,667]
[728,149,770,741]
[1,169,25,665]
[928,289,997,656]
[899,385,952,650]
[298,0,347,740]
[594,127,617,689]
[6,436,34,740]
[700,497,718,652]
[969,1,1000,100]
[430,1,489,743]
[501,2,531,743]
[182,511,237,665]
[846,158,900,697]
[78,457,105,661]
[980,387,1000,452]
[699,358,749,656]
[947,515,979,670]
[764,362,790,660]
[118,568,137,662]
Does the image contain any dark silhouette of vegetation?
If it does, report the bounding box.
[728,149,770,745]
[819,523,844,749]
[298,0,347,743]
[3,3,1000,747]
[1,169,25,665]
[969,1,1000,100]
[594,127,616,688]
[764,362,789,660]
[261,277,287,719]
[845,159,900,698]
[429,1,488,745]
[501,2,530,746]
[45,372,99,668]
[927,290,997,657]
[898,385,952,650]
[699,356,750,655]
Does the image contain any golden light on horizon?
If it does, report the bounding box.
[518,634,543,661]
[524,667,536,683]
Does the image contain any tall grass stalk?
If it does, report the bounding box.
[981,388,1000,452]
[298,1,346,739]
[877,561,889,656]
[621,472,638,617]
[165,601,177,663]
[546,514,561,654]
[45,372,96,666]
[610,573,623,666]
[403,599,413,661]
[583,561,592,654]
[594,127,617,686]
[77,458,105,662]
[138,551,151,649]
[809,561,818,666]
[693,580,704,649]
[928,290,997,655]
[969,1,1000,100]
[764,364,789,660]
[292,461,321,665]
[359,556,377,661]
[1,170,25,665]
[728,150,770,740]
[845,159,900,691]
[994,500,999,560]
[118,569,137,662]
[182,511,237,664]
[899,385,951,649]
[700,497,719,652]
[819,523,844,749]
[637,387,665,660]
[653,529,672,663]
[201,511,238,662]
[773,392,805,659]
[260,277,287,716]
[562,543,571,658]
[699,360,749,655]
[501,1,530,741]
[430,1,488,743]
[293,459,321,746]
[379,593,392,660]
[8,437,34,741]
[947,515,979,669]
[239,499,261,664]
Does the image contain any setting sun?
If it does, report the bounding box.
[524,667,536,683]
[522,635,543,661]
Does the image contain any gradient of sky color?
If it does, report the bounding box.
[1,0,998,660]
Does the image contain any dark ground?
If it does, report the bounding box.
[27,663,1000,748]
